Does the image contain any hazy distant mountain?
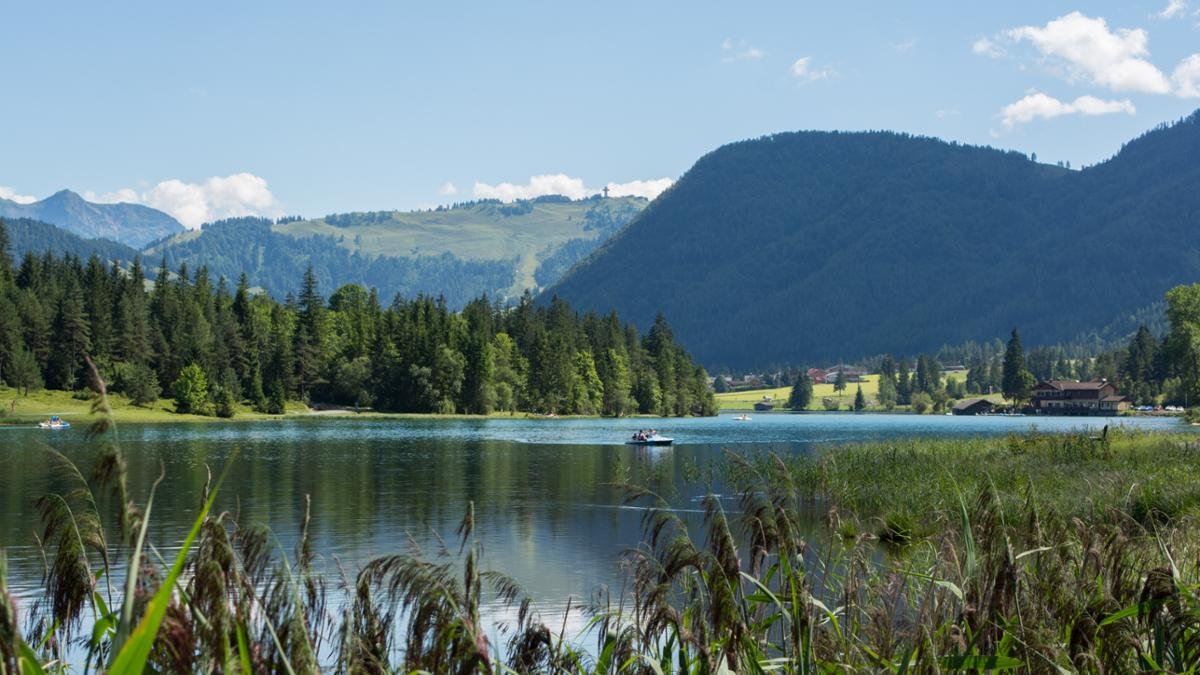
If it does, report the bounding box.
[144,195,647,306]
[547,111,1200,369]
[0,189,184,248]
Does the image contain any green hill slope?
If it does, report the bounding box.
[275,195,646,294]
[146,195,646,306]
[547,112,1200,369]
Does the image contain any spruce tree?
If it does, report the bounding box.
[853,385,866,411]
[788,371,813,410]
[915,357,930,394]
[48,283,91,390]
[1124,325,1157,388]
[1002,328,1035,403]
[896,357,912,404]
[295,266,326,400]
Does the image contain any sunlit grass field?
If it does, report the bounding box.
[714,371,984,411]
[0,386,311,424]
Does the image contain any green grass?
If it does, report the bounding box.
[714,370,1004,411]
[750,427,1200,525]
[0,386,606,425]
[0,386,316,425]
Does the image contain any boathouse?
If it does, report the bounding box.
[952,398,994,415]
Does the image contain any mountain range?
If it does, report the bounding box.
[3,193,647,308]
[8,112,1200,369]
[548,111,1200,369]
[0,189,184,248]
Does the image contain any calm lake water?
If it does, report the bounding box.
[0,412,1187,651]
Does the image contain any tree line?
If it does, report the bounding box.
[772,311,1193,414]
[0,219,716,417]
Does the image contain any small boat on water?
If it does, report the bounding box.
[37,416,70,429]
[733,414,751,421]
[626,429,674,446]
[627,436,674,446]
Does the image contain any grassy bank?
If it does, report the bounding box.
[0,386,614,425]
[0,386,311,424]
[5,401,1200,671]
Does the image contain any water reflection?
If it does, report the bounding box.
[0,413,1186,647]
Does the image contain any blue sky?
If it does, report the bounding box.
[2,1,1199,228]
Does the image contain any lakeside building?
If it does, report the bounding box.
[1031,380,1131,416]
[754,395,776,411]
[952,398,994,415]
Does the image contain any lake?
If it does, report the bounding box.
[0,412,1187,652]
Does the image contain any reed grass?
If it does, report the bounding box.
[3,365,1200,673]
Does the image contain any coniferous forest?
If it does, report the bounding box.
[0,219,716,417]
[550,111,1200,369]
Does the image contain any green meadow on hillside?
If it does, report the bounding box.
[275,196,647,294]
[714,371,993,411]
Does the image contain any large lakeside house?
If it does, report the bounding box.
[1030,380,1131,416]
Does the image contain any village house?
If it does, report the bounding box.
[822,365,868,384]
[1030,380,1131,416]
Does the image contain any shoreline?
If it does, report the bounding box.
[0,387,698,426]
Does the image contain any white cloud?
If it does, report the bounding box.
[1173,54,1200,97]
[0,186,37,204]
[935,108,960,119]
[471,174,674,202]
[85,188,140,204]
[605,178,673,200]
[438,181,458,196]
[721,38,765,62]
[474,174,590,201]
[1006,12,1171,94]
[891,38,917,53]
[789,57,837,82]
[1000,91,1135,128]
[90,173,280,229]
[1157,0,1187,19]
[972,37,1005,58]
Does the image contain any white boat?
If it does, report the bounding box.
[733,414,752,421]
[626,432,674,446]
[37,416,70,429]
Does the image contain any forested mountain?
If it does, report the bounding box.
[548,111,1200,369]
[5,217,139,264]
[144,217,517,309]
[0,219,714,417]
[146,195,646,305]
[0,189,183,247]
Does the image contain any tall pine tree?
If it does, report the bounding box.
[1002,328,1034,403]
